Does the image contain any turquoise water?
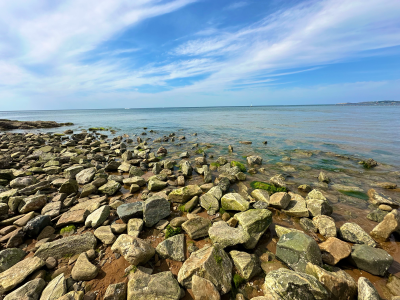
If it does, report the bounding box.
[1,105,399,166]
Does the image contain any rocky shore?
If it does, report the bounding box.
[0,120,73,130]
[0,126,399,300]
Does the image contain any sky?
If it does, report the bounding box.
[0,0,400,110]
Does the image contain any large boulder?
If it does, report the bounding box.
[351,244,393,276]
[111,235,155,265]
[276,231,322,273]
[71,253,98,281]
[0,248,26,273]
[181,217,211,239]
[117,202,143,223]
[35,232,97,260]
[168,185,202,203]
[143,196,170,227]
[221,193,249,211]
[178,245,232,294]
[156,234,185,262]
[338,223,376,247]
[209,221,250,248]
[230,250,261,281]
[234,209,272,249]
[3,278,46,300]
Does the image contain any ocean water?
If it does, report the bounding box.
[1,105,400,166]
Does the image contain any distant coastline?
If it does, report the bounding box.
[336,100,400,106]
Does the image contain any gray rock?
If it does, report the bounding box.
[181,217,211,239]
[111,235,155,265]
[85,205,110,228]
[18,194,47,214]
[192,275,220,300]
[312,215,336,237]
[282,193,309,217]
[0,248,26,273]
[123,176,146,187]
[200,193,219,215]
[98,180,121,196]
[230,250,261,280]
[306,199,333,217]
[181,161,193,177]
[156,234,185,261]
[209,221,250,248]
[367,209,388,223]
[41,201,62,218]
[104,282,127,300]
[127,218,144,238]
[247,155,262,165]
[250,189,270,204]
[147,178,167,191]
[39,273,66,300]
[168,185,202,203]
[351,244,393,276]
[318,171,330,183]
[129,166,144,177]
[76,168,96,185]
[59,179,79,195]
[10,176,37,189]
[117,202,143,223]
[370,209,400,241]
[143,196,170,227]
[358,277,381,300]
[71,253,98,281]
[94,225,116,245]
[23,215,51,238]
[64,165,84,179]
[339,223,376,247]
[4,278,46,300]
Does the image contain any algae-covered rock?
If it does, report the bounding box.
[168,185,202,203]
[221,193,249,211]
[98,180,121,196]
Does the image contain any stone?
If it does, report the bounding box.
[127,270,181,300]
[104,282,127,300]
[56,291,84,300]
[218,177,230,193]
[234,209,272,249]
[263,268,329,300]
[270,174,286,188]
[10,176,37,189]
[208,186,223,200]
[247,155,262,165]
[64,165,84,179]
[13,211,35,226]
[23,215,51,238]
[127,218,144,238]
[230,250,261,280]
[358,277,381,300]
[18,194,47,213]
[178,245,232,294]
[156,234,185,261]
[386,274,400,296]
[170,216,188,227]
[298,184,312,193]
[312,215,336,237]
[0,257,45,294]
[129,166,144,177]
[111,223,127,234]
[3,278,46,300]
[85,205,110,228]
[56,209,89,227]
[200,193,219,215]
[99,180,121,196]
[339,223,376,247]
[35,232,97,260]
[59,179,79,195]
[37,226,55,240]
[306,199,333,217]
[181,161,193,177]
[269,192,291,209]
[250,189,270,204]
[80,184,97,198]
[305,263,357,300]
[148,178,167,191]
[143,196,170,227]
[45,257,57,269]
[117,202,143,223]
[39,273,66,300]
[130,184,140,193]
[8,196,24,212]
[75,167,96,185]
[182,217,211,239]
[0,189,18,203]
[0,248,26,272]
[282,193,309,217]
[351,244,393,276]
[111,235,155,265]
[168,185,202,203]
[192,275,221,300]
[319,237,351,265]
[94,226,116,244]
[306,189,327,201]
[123,176,146,186]
[209,221,250,248]
[221,193,249,211]
[370,209,400,241]
[368,188,399,206]
[41,201,61,217]
[71,253,98,281]
[318,171,330,183]
[276,231,322,273]
[183,196,199,212]
[274,225,303,238]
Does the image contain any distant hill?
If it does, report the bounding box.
[337,101,400,106]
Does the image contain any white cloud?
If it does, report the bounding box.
[225,1,249,10]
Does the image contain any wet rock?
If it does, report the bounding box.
[182,217,211,239]
[183,196,199,212]
[23,215,51,238]
[235,209,272,249]
[318,171,330,183]
[247,155,262,165]
[276,231,322,273]
[351,244,393,276]
[156,233,185,261]
[376,182,397,189]
[270,174,286,188]
[117,202,143,223]
[8,196,24,212]
[312,215,336,237]
[128,270,181,300]
[104,282,127,300]
[367,209,389,223]
[203,165,212,183]
[319,237,351,265]
[338,223,376,247]
[368,188,398,206]
[358,277,381,300]
[250,189,270,204]
[200,193,219,215]
[0,189,19,203]
[386,274,400,296]
[123,176,146,187]
[35,232,97,260]
[221,193,249,211]
[143,195,170,227]
[263,268,329,300]
[269,192,291,209]
[3,278,46,300]
[230,250,261,280]
[85,205,110,228]
[99,180,121,196]
[0,256,45,294]
[168,185,202,203]
[218,177,231,193]
[209,221,250,248]
[300,217,317,233]
[18,194,47,214]
[275,225,303,238]
[94,226,116,244]
[40,273,66,300]
[181,161,193,177]
[298,184,312,193]
[71,253,98,281]
[111,235,155,265]
[76,168,96,185]
[0,248,26,272]
[178,245,232,294]
[147,177,167,191]
[370,209,400,241]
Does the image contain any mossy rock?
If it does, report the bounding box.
[195,149,205,154]
[250,181,287,195]
[230,161,246,172]
[60,225,76,235]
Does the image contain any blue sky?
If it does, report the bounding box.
[0,0,400,110]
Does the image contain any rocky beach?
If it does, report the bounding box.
[0,123,399,300]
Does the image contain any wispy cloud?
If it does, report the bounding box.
[225,1,249,10]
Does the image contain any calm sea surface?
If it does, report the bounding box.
[1,105,399,166]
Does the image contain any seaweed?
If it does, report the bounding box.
[233,274,245,289]
[250,181,287,194]
[338,190,369,200]
[165,225,182,239]
[230,161,247,172]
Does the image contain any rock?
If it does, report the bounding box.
[111,223,127,234]
[37,226,55,240]
[3,278,46,300]
[117,202,143,223]
[127,270,181,300]
[282,193,309,217]
[250,189,270,204]
[234,209,272,249]
[13,211,35,226]
[376,182,397,189]
[127,218,143,238]
[143,196,170,227]
[64,165,84,179]
[378,204,392,211]
[41,201,61,217]
[59,179,79,195]
[168,185,202,203]
[339,223,376,247]
[368,189,398,206]
[181,161,193,177]
[23,215,51,238]
[370,209,400,241]
[123,176,146,187]
[274,225,303,238]
[39,273,66,300]
[111,235,155,265]
[351,244,393,276]
[156,234,185,261]
[318,171,330,183]
[276,231,322,273]
[8,196,24,212]
[252,201,269,209]
[85,205,110,228]
[35,232,97,260]
[45,257,57,269]
[306,199,333,217]
[178,245,232,294]
[104,282,127,300]
[56,291,84,300]
[203,165,212,183]
[80,184,97,198]
[10,176,37,189]
[147,178,167,191]
[182,217,211,239]
[221,193,249,211]
[269,192,291,209]
[209,221,250,248]
[18,194,47,213]
[129,166,144,177]
[192,275,221,300]
[305,263,357,300]
[386,274,400,297]
[358,277,381,300]
[300,217,318,232]
[99,180,121,196]
[200,193,219,215]
[170,217,188,227]
[94,226,116,244]
[247,156,262,165]
[0,248,26,272]
[230,250,261,280]
[0,256,45,294]
[270,174,286,188]
[0,189,18,203]
[182,196,199,212]
[218,177,230,193]
[71,253,98,281]
[76,168,96,185]
[56,209,89,227]
[298,184,312,193]
[319,237,351,265]
[263,268,329,300]
[312,215,336,237]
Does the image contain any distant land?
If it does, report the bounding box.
[337,100,400,106]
